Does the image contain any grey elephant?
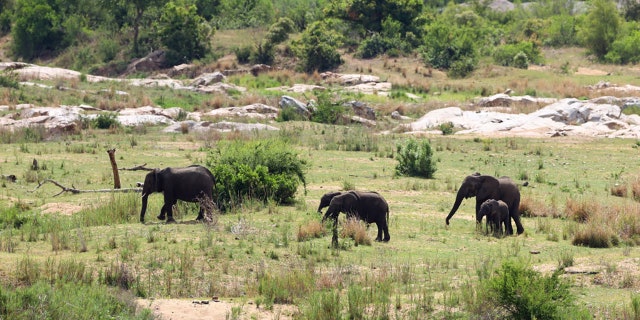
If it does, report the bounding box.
[445,174,524,235]
[321,190,390,242]
[140,165,216,223]
[478,199,509,236]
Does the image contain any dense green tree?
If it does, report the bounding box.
[605,29,640,64]
[542,14,579,47]
[326,0,423,38]
[102,0,166,56]
[215,0,274,29]
[294,19,343,72]
[420,20,478,77]
[578,0,621,60]
[195,0,221,20]
[157,0,212,66]
[272,0,325,30]
[11,0,64,60]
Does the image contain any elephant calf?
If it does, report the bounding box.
[320,190,390,242]
[478,199,510,236]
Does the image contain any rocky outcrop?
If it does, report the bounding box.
[404,97,640,138]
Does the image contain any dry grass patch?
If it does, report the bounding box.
[611,183,628,198]
[340,218,372,246]
[519,196,561,218]
[565,198,600,223]
[297,220,326,242]
[631,177,640,201]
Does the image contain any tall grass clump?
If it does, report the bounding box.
[302,290,342,320]
[473,260,589,319]
[564,198,599,222]
[0,281,151,319]
[572,223,619,248]
[257,269,315,306]
[340,218,372,246]
[206,139,307,211]
[297,220,326,241]
[395,138,437,178]
[75,193,139,226]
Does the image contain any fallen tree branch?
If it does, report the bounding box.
[120,163,154,171]
[31,179,142,197]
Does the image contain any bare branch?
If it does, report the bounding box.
[120,163,154,171]
[31,179,142,197]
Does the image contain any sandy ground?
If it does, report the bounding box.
[136,298,297,320]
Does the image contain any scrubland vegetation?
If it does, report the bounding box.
[1,117,640,318]
[3,0,640,318]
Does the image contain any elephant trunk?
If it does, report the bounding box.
[446,192,465,225]
[140,194,149,223]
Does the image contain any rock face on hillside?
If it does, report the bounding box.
[404,96,640,138]
[5,62,640,139]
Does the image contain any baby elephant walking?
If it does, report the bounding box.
[478,199,510,236]
[319,191,390,242]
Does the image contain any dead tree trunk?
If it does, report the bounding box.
[107,149,121,189]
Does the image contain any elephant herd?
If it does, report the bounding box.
[138,166,525,244]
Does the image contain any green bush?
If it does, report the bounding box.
[294,19,343,72]
[310,92,348,124]
[157,1,212,66]
[0,281,150,319]
[493,41,541,67]
[234,46,252,64]
[605,30,640,64]
[206,139,307,211]
[421,22,478,77]
[513,51,529,69]
[395,139,437,178]
[11,0,65,60]
[476,260,588,320]
[91,113,121,130]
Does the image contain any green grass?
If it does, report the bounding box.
[1,124,640,318]
[3,46,640,318]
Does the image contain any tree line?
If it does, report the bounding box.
[0,0,638,77]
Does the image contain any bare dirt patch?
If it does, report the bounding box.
[575,67,609,76]
[40,202,84,215]
[136,298,297,320]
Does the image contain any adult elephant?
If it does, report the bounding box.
[445,174,524,235]
[140,165,216,223]
[321,191,390,242]
[478,199,509,236]
[317,191,343,214]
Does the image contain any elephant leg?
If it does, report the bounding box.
[165,202,177,223]
[375,223,383,242]
[158,204,170,220]
[382,224,390,242]
[513,216,525,235]
[196,207,204,221]
[504,218,514,235]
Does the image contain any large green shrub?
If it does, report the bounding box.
[206,139,307,211]
[157,1,212,66]
[475,260,589,319]
[294,19,343,72]
[578,0,620,60]
[11,0,65,60]
[605,30,640,64]
[395,139,436,178]
[310,92,348,124]
[493,41,542,67]
[420,22,478,77]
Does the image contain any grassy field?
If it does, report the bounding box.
[2,119,640,318]
[2,44,640,318]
